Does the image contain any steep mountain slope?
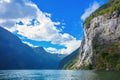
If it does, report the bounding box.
[0,26,40,69]
[0,27,64,69]
[61,0,120,70]
[59,48,80,69]
[33,47,65,69]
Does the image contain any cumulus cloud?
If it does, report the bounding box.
[0,0,37,27]
[23,41,38,47]
[81,2,100,21]
[0,0,10,3]
[45,38,81,54]
[44,47,59,54]
[0,0,81,54]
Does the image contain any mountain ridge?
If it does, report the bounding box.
[0,26,65,69]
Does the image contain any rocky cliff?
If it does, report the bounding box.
[78,10,120,70]
[60,0,120,70]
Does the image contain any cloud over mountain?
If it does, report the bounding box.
[81,2,100,21]
[0,0,81,54]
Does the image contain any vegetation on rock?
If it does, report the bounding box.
[60,0,120,71]
[84,0,120,26]
[93,41,120,70]
[59,48,80,69]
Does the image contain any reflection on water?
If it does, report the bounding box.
[0,70,120,80]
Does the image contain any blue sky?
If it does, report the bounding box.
[0,0,108,54]
[31,0,108,39]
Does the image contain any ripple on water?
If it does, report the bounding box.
[0,70,120,80]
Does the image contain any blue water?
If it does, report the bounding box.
[0,70,120,80]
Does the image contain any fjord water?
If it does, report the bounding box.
[0,70,120,80]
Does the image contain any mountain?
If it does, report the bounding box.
[0,26,65,69]
[32,47,65,69]
[60,0,120,70]
[0,26,39,69]
[59,48,80,69]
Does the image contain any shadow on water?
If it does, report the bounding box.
[0,70,120,80]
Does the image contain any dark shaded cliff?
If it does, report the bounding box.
[0,27,64,69]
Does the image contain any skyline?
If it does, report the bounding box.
[0,0,108,54]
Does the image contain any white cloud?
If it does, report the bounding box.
[0,0,37,27]
[23,41,38,47]
[0,0,11,3]
[0,0,81,54]
[44,47,58,54]
[44,39,81,54]
[81,2,100,21]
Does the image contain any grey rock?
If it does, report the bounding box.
[76,11,120,68]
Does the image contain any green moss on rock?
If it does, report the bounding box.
[93,41,120,70]
[84,0,120,26]
[116,64,120,71]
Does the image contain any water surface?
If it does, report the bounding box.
[0,70,120,80]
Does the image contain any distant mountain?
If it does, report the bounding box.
[59,48,80,69]
[0,26,65,69]
[32,47,66,69]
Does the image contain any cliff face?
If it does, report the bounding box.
[61,0,120,70]
[77,10,120,70]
